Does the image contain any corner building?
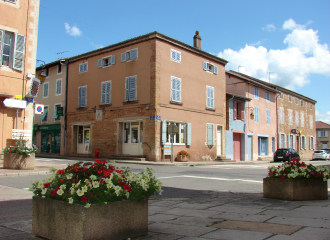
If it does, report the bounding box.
[66,32,228,161]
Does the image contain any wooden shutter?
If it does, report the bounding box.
[284,134,286,148]
[233,101,237,120]
[187,122,191,145]
[111,55,116,65]
[161,120,167,145]
[105,81,111,104]
[203,61,207,71]
[207,124,214,146]
[98,59,102,68]
[121,52,126,62]
[101,82,106,104]
[300,136,303,150]
[130,49,138,60]
[176,78,181,102]
[213,65,218,74]
[241,102,245,121]
[304,136,307,149]
[81,87,86,107]
[79,64,83,73]
[13,33,25,70]
[129,76,136,101]
[125,78,129,101]
[210,87,214,108]
[0,30,3,65]
[83,63,87,72]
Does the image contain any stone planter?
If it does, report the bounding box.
[263,178,328,201]
[3,153,35,170]
[177,155,188,162]
[32,196,148,240]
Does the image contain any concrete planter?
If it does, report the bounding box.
[32,196,148,240]
[177,155,188,162]
[3,153,35,170]
[263,178,328,201]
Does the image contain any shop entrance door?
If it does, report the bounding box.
[77,126,90,154]
[122,122,143,155]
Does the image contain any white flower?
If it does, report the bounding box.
[105,178,112,184]
[60,184,66,190]
[66,173,73,180]
[38,182,44,189]
[41,188,47,195]
[106,183,113,189]
[82,185,88,192]
[46,176,53,182]
[57,189,64,196]
[77,189,84,197]
[115,190,121,196]
[70,187,75,195]
[92,181,99,188]
[84,179,90,184]
[90,175,97,180]
[114,186,121,191]
[85,203,91,208]
[156,180,162,187]
[68,197,73,204]
[125,192,129,199]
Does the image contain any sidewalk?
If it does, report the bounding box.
[0,159,329,239]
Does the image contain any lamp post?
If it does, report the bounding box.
[36,60,46,83]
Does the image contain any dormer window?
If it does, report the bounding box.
[98,55,116,68]
[203,61,218,74]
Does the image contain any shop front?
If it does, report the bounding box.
[34,124,61,154]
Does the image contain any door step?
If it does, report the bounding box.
[109,155,147,161]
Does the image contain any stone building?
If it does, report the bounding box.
[64,31,228,161]
[316,121,330,149]
[0,0,40,149]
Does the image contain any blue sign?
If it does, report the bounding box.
[150,116,155,120]
[156,115,161,120]
[25,97,34,103]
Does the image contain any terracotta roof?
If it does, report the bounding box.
[316,121,330,129]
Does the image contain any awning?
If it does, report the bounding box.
[39,108,48,121]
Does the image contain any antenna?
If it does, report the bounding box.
[57,51,69,60]
[268,72,276,83]
[238,65,244,73]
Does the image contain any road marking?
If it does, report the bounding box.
[158,175,263,183]
[197,165,269,169]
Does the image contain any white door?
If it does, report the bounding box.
[77,126,90,154]
[123,122,143,155]
[217,126,221,156]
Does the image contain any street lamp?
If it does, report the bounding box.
[36,60,46,83]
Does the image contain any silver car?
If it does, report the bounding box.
[312,150,329,160]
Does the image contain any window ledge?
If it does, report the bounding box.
[205,107,216,111]
[99,103,112,107]
[170,101,183,106]
[76,107,87,110]
[123,100,138,105]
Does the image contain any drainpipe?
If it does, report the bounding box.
[64,60,69,156]
[276,87,279,149]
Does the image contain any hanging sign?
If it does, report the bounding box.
[3,98,27,109]
[35,104,44,115]
[96,109,102,121]
[57,107,64,116]
[29,78,40,97]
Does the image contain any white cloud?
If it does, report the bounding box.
[217,18,330,91]
[64,22,82,36]
[316,111,330,124]
[262,24,276,32]
[282,18,313,30]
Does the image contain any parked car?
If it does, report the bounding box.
[273,148,300,162]
[312,150,330,160]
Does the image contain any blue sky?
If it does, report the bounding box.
[36,0,330,123]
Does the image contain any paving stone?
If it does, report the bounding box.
[132,232,183,240]
[148,222,216,237]
[293,205,330,213]
[1,220,32,233]
[164,208,219,218]
[266,234,298,240]
[223,202,273,209]
[208,205,264,215]
[259,209,330,219]
[0,226,24,238]
[211,220,303,235]
[150,200,185,207]
[173,202,219,210]
[266,216,330,228]
[200,228,273,240]
[149,214,179,223]
[262,203,302,211]
[165,216,224,227]
[177,237,211,240]
[0,232,40,240]
[210,212,273,222]
[289,226,330,240]
[149,205,174,215]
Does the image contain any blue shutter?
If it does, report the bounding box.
[125,78,129,101]
[210,87,214,108]
[79,64,83,73]
[39,108,48,121]
[101,83,106,104]
[207,87,211,108]
[83,63,87,72]
[13,33,25,71]
[187,123,191,145]
[0,30,3,64]
[43,83,48,97]
[111,55,116,65]
[177,51,181,62]
[105,82,111,104]
[176,78,181,102]
[213,65,218,74]
[171,50,176,61]
[171,77,176,101]
[162,120,167,145]
[207,124,214,146]
[129,76,136,101]
[78,87,82,107]
[98,59,102,68]
[130,49,138,60]
[121,52,126,62]
[52,106,58,119]
[203,61,207,71]
[79,87,86,107]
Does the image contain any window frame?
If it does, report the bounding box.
[206,86,214,109]
[101,81,111,105]
[78,86,87,108]
[171,49,181,63]
[295,111,299,126]
[301,100,304,106]
[203,61,218,74]
[280,108,284,124]
[55,79,62,96]
[295,97,298,105]
[288,110,292,125]
[266,90,270,103]
[289,95,292,102]
[300,112,304,127]
[57,63,62,74]
[52,103,62,121]
[40,105,49,122]
[310,115,313,129]
[171,76,181,103]
[79,62,88,73]
[43,82,49,98]
[121,48,138,62]
[166,121,187,145]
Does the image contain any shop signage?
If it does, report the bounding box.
[3,98,27,109]
[150,116,155,120]
[57,107,64,116]
[12,129,32,140]
[96,109,102,121]
[35,104,44,115]
[291,129,297,134]
[29,78,40,97]
[156,115,161,120]
[164,144,172,155]
[15,95,22,100]
[34,124,61,131]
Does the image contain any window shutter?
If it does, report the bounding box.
[210,87,214,108]
[129,76,136,101]
[309,137,312,150]
[203,61,207,71]
[304,136,306,149]
[176,78,181,102]
[0,30,3,65]
[241,102,245,121]
[121,52,126,62]
[78,87,82,107]
[233,101,237,120]
[207,124,214,146]
[187,122,191,145]
[125,78,129,101]
[106,82,111,104]
[81,87,86,107]
[171,77,176,101]
[56,80,61,95]
[161,120,167,145]
[83,63,88,72]
[101,82,106,104]
[79,64,83,73]
[300,136,303,150]
[98,59,102,68]
[326,131,329,138]
[130,49,138,59]
[171,50,176,61]
[284,134,286,148]
[13,33,25,71]
[288,135,291,148]
[39,108,48,121]
[52,106,58,119]
[43,83,48,97]
[318,131,321,137]
[213,65,218,74]
[177,52,181,62]
[111,55,116,65]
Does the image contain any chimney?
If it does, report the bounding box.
[193,31,201,50]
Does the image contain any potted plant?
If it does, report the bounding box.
[177,150,190,162]
[264,158,329,201]
[2,138,37,170]
[30,159,162,240]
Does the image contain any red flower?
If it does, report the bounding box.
[103,169,112,177]
[123,185,131,192]
[9,149,11,153]
[51,187,60,196]
[44,183,50,188]
[57,169,64,175]
[81,196,88,202]
[116,170,123,174]
[122,174,125,178]
[72,179,77,182]
[317,173,323,178]
[60,179,65,183]
[281,176,285,179]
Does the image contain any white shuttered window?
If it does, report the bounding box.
[171,76,181,102]
[101,81,111,105]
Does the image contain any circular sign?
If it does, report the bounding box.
[37,106,43,113]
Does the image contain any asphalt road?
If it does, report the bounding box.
[1,158,329,197]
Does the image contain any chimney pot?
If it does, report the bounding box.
[193,30,201,50]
